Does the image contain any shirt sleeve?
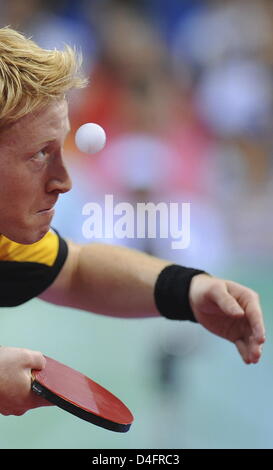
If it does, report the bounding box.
[0,228,68,307]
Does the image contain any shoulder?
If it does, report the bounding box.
[0,228,70,306]
[0,228,64,266]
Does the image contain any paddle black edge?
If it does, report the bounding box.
[31,381,131,433]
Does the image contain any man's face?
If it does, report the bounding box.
[0,99,72,244]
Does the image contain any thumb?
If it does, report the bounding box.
[24,350,46,371]
[211,285,244,315]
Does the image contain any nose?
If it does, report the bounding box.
[46,153,72,194]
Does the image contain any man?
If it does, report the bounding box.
[0,27,265,417]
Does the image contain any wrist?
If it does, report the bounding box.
[154,264,208,322]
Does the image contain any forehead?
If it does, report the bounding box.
[0,99,70,150]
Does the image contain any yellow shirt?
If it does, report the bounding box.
[0,228,68,306]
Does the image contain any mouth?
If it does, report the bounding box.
[37,200,58,214]
[37,207,55,215]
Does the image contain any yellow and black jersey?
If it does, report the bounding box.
[0,228,68,307]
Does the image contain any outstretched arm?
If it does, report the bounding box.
[39,240,266,364]
[39,241,170,317]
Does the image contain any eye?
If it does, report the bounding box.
[31,149,49,162]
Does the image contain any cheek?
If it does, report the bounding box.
[0,169,42,211]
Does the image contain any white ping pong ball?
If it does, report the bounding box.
[75,123,106,154]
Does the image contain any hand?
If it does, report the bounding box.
[189,274,266,364]
[0,346,52,416]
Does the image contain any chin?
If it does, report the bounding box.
[3,226,50,245]
[25,228,50,244]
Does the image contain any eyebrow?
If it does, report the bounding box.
[35,125,71,148]
[23,125,71,156]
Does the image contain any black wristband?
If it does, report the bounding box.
[154,264,207,323]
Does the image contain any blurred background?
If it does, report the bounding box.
[1,0,273,449]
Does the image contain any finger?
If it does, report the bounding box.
[220,294,244,315]
[22,350,46,370]
[23,391,54,412]
[236,337,263,364]
[29,395,54,409]
[248,335,264,363]
[227,282,266,343]
[245,298,265,344]
[235,339,250,364]
[209,283,244,315]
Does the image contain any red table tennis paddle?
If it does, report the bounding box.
[31,356,134,432]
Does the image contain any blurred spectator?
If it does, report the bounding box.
[172,0,273,76]
[0,0,96,76]
[172,0,273,263]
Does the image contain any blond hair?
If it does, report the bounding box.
[0,26,87,128]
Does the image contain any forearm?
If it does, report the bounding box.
[69,243,172,317]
